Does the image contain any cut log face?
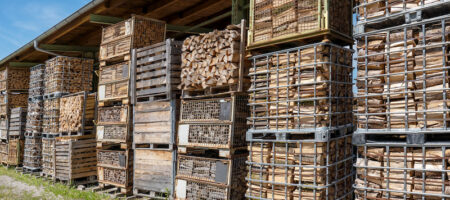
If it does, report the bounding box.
[25,101,44,133]
[29,64,45,97]
[23,137,42,169]
[58,93,95,133]
[180,25,243,91]
[0,67,30,91]
[43,98,60,134]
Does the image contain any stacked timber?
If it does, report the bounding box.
[9,107,26,137]
[58,92,95,135]
[7,137,24,166]
[0,141,7,164]
[97,15,166,195]
[24,64,45,173]
[41,134,56,178]
[0,66,30,91]
[54,135,97,184]
[248,0,352,50]
[0,91,28,117]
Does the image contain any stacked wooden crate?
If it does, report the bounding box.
[175,22,249,200]
[132,39,181,199]
[97,15,166,195]
[6,107,26,166]
[354,1,450,199]
[24,64,45,173]
[246,43,354,200]
[41,56,94,178]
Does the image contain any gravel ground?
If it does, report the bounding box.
[0,175,62,200]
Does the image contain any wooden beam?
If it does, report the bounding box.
[166,24,212,33]
[9,62,42,68]
[90,14,123,25]
[174,11,232,37]
[39,44,99,52]
[168,0,232,25]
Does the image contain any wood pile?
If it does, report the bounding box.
[25,101,43,134]
[97,105,128,125]
[247,136,353,200]
[58,92,95,133]
[355,147,450,199]
[42,138,55,176]
[23,137,42,169]
[29,64,45,98]
[249,0,352,47]
[44,56,93,96]
[99,15,166,61]
[250,43,353,130]
[179,24,245,92]
[97,149,133,189]
[43,98,60,134]
[356,0,439,21]
[97,125,128,143]
[0,92,28,116]
[7,138,24,166]
[135,39,182,100]
[9,107,26,137]
[54,135,97,183]
[0,141,7,164]
[0,66,30,91]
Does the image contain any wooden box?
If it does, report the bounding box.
[55,135,97,183]
[42,137,55,176]
[44,56,93,96]
[7,138,24,166]
[29,64,45,98]
[248,0,353,50]
[9,107,26,137]
[0,66,30,91]
[98,62,130,102]
[97,105,129,125]
[97,124,129,144]
[175,177,245,200]
[99,15,166,61]
[135,39,182,101]
[0,92,28,116]
[178,95,248,154]
[97,149,133,190]
[0,117,8,140]
[176,155,247,187]
[43,98,60,134]
[134,149,175,198]
[0,141,8,164]
[23,137,42,170]
[58,92,96,134]
[180,23,248,97]
[25,100,44,134]
[134,100,178,146]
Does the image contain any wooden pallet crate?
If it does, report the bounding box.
[134,100,178,148]
[41,137,56,178]
[97,149,133,191]
[180,22,249,99]
[29,64,45,99]
[134,149,175,199]
[0,117,8,140]
[23,137,42,170]
[176,154,247,188]
[54,135,97,184]
[175,177,246,200]
[100,15,166,62]
[177,94,248,157]
[44,56,93,98]
[0,66,30,91]
[97,104,131,145]
[43,98,60,135]
[58,92,96,136]
[0,91,28,116]
[25,100,43,134]
[135,39,182,101]
[9,107,27,137]
[0,141,8,164]
[7,137,24,166]
[98,62,130,102]
[248,0,353,50]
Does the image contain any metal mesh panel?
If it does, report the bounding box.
[249,43,353,132]
[246,135,354,200]
[188,124,230,145]
[355,145,450,199]
[103,167,127,185]
[184,180,228,200]
[181,99,223,121]
[42,98,60,134]
[29,64,45,98]
[355,16,450,133]
[97,150,126,167]
[42,138,55,175]
[25,101,43,133]
[254,0,273,42]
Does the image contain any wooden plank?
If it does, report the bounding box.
[134,149,173,192]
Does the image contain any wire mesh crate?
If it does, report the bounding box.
[42,136,56,177]
[178,94,249,155]
[23,137,42,170]
[355,15,450,135]
[248,0,353,50]
[42,98,60,135]
[25,100,43,136]
[248,42,353,141]
[29,64,45,100]
[355,144,450,199]
[246,135,354,200]
[0,91,28,117]
[354,0,450,34]
[97,149,133,190]
[0,66,30,91]
[44,56,93,98]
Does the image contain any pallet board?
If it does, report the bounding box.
[59,92,96,134]
[100,15,166,61]
[248,0,353,49]
[55,135,97,184]
[44,56,94,97]
[178,95,248,152]
[135,39,182,101]
[7,138,24,166]
[0,66,30,91]
[134,100,178,146]
[0,141,8,164]
[134,149,175,198]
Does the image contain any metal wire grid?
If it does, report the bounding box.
[41,138,55,175]
[101,125,127,141]
[249,42,353,134]
[25,100,43,133]
[355,15,450,133]
[354,144,450,199]
[246,135,354,200]
[29,64,45,98]
[42,98,60,134]
[23,137,42,169]
[44,56,93,95]
[354,0,450,26]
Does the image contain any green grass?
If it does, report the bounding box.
[0,167,113,200]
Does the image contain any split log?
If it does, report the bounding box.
[0,66,30,91]
[58,93,95,133]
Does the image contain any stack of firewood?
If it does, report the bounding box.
[58,93,95,133]
[180,25,242,91]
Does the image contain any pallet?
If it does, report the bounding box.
[24,132,41,138]
[40,172,55,180]
[133,188,170,199]
[0,66,30,91]
[99,55,131,67]
[247,124,354,142]
[54,175,98,186]
[353,132,450,146]
[28,96,43,102]
[92,184,132,197]
[181,85,243,100]
[133,143,173,151]
[97,142,131,150]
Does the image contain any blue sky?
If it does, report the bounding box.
[0,0,90,59]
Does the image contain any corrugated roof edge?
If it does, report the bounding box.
[0,0,105,67]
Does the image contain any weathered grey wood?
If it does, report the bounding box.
[134,149,174,192]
